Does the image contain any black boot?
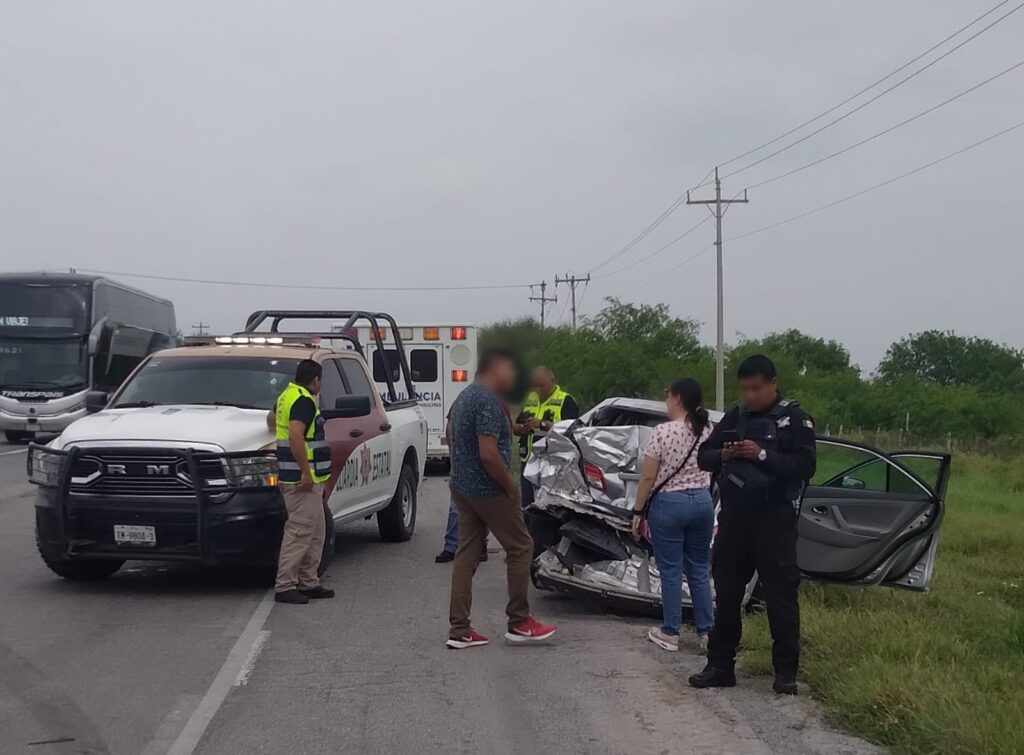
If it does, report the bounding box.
[300,585,335,599]
[773,672,798,695]
[688,664,737,689]
[274,589,309,605]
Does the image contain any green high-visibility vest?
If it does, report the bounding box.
[275,383,331,484]
[519,386,572,462]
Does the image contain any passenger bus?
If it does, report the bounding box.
[339,323,477,463]
[0,272,177,441]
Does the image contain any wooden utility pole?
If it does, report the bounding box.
[687,167,748,411]
[529,281,557,330]
[555,273,590,331]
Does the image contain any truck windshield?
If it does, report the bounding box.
[113,356,302,410]
[0,282,90,336]
[0,338,89,396]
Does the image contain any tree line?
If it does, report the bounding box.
[480,298,1024,446]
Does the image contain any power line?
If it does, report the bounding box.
[625,243,715,295]
[726,117,1024,245]
[597,216,711,277]
[719,0,1024,181]
[76,268,531,292]
[745,56,1024,191]
[713,0,1015,172]
[555,273,591,331]
[529,281,557,329]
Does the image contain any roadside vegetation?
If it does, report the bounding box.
[484,299,1024,753]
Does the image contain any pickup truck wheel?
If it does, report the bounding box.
[377,464,417,542]
[318,499,336,576]
[36,536,124,581]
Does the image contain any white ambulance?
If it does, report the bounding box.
[346,324,477,464]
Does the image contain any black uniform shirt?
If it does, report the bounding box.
[698,395,816,510]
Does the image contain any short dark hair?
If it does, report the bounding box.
[737,354,777,381]
[295,359,323,386]
[476,348,516,376]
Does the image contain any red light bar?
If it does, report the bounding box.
[450,326,467,340]
[452,369,468,382]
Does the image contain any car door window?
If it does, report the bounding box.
[339,358,374,398]
[813,442,927,495]
[319,360,347,409]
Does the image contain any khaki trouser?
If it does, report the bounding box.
[448,487,534,638]
[275,483,326,592]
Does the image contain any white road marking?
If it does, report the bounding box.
[164,589,275,755]
[233,630,270,687]
[0,448,28,456]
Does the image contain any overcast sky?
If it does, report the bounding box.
[2,1,1021,370]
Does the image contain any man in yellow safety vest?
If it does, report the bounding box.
[513,366,580,507]
[270,359,334,605]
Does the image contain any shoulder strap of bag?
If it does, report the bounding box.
[639,432,703,515]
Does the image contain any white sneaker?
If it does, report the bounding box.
[647,627,679,652]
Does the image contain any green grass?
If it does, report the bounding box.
[741,454,1024,754]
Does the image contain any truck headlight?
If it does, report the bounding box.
[28,446,65,487]
[224,455,279,488]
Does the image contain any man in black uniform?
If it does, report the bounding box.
[689,355,816,695]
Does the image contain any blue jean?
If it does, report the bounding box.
[443,500,459,553]
[647,488,715,635]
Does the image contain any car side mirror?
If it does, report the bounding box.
[322,395,371,419]
[840,475,866,490]
[85,391,109,414]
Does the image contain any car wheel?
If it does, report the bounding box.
[319,498,336,575]
[36,535,124,581]
[377,464,417,542]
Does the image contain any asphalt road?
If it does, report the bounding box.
[0,441,881,755]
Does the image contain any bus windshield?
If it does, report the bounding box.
[0,282,90,336]
[0,339,89,395]
[113,356,301,410]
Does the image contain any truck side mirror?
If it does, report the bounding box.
[322,395,371,420]
[85,391,109,414]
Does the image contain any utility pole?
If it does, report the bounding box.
[555,273,591,331]
[687,167,748,412]
[528,281,557,330]
[191,322,210,337]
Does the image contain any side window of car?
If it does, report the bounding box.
[813,441,927,496]
[339,358,374,399]
[319,360,347,409]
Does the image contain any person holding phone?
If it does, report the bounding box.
[689,355,816,695]
[631,379,713,652]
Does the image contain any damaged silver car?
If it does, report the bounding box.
[523,397,951,614]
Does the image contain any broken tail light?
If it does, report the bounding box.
[583,461,606,492]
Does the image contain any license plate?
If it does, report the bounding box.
[114,525,156,545]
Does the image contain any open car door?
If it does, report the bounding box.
[797,438,951,592]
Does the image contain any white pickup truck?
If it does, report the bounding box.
[27,311,427,581]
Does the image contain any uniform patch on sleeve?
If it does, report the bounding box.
[803,418,814,429]
[776,416,791,428]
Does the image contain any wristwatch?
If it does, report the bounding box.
[757,448,767,462]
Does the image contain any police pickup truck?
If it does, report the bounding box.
[27,311,427,580]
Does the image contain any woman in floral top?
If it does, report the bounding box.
[631,378,714,651]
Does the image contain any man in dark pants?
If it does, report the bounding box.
[689,355,816,695]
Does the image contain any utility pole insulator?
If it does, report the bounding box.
[528,281,557,330]
[554,273,591,331]
[687,167,749,412]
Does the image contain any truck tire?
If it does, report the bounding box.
[319,498,336,576]
[36,536,124,581]
[377,464,417,542]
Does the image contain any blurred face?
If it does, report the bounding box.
[739,374,778,412]
[308,375,323,396]
[531,369,556,398]
[664,391,684,419]
[491,357,518,395]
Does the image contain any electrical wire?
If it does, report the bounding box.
[597,216,711,277]
[718,0,1024,181]
[75,268,532,292]
[727,117,1024,243]
[712,0,1014,173]
[624,244,715,295]
[745,56,1024,191]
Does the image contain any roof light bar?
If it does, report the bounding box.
[215,336,284,345]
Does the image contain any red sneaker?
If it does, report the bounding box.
[505,615,557,643]
[446,629,489,649]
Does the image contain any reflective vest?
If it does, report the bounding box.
[519,386,572,462]
[275,383,332,484]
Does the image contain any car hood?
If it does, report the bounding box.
[52,405,273,453]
